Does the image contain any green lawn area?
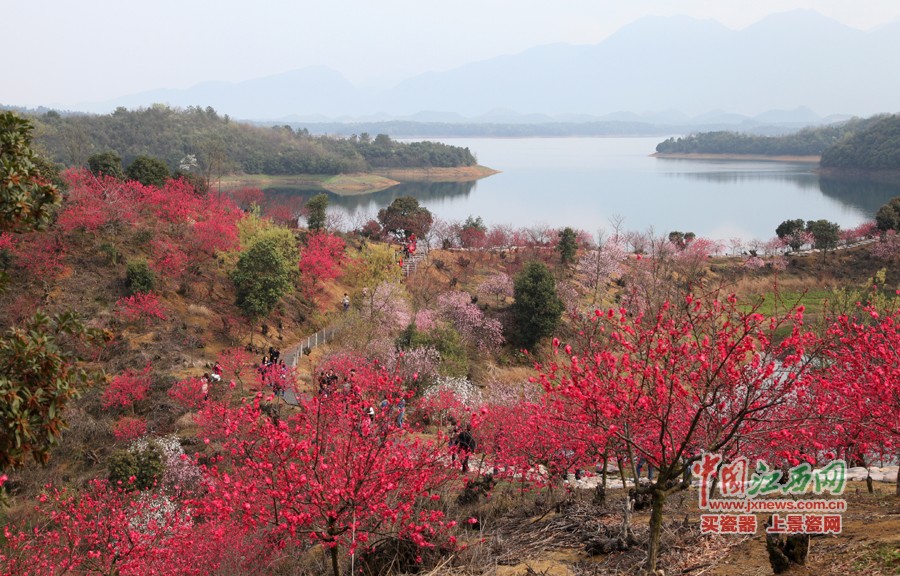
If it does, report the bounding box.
[742,290,833,318]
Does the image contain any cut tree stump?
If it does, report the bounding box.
[765,515,810,574]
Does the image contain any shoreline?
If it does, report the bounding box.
[219,165,499,196]
[372,165,500,182]
[651,152,821,163]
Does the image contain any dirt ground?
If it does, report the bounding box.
[469,480,900,576]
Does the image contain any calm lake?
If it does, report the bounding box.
[264,137,900,241]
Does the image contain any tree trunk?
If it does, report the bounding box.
[330,544,340,576]
[896,460,899,497]
[866,473,874,494]
[645,488,667,573]
[602,455,608,489]
[617,454,628,487]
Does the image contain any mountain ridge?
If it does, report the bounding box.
[56,10,900,120]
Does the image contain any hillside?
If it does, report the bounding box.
[820,113,900,170]
[655,115,883,157]
[7,111,900,575]
[24,105,479,176]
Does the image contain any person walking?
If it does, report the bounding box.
[457,424,477,473]
[396,397,406,428]
[342,293,350,312]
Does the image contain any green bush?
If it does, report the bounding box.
[108,444,165,490]
[134,229,154,244]
[397,323,469,378]
[98,242,118,264]
[126,259,156,294]
[0,248,13,271]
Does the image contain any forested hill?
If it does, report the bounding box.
[24,105,477,175]
[655,116,884,157]
[820,114,900,170]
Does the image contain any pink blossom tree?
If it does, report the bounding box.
[579,240,626,303]
[437,291,504,353]
[477,273,514,306]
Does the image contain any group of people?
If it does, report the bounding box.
[258,347,289,396]
[394,233,418,269]
[402,233,417,258]
[316,368,346,396]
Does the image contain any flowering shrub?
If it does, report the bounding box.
[579,241,626,302]
[870,230,900,261]
[298,232,346,309]
[131,434,201,492]
[116,292,168,326]
[167,377,207,411]
[743,256,766,269]
[112,416,147,442]
[437,291,504,353]
[422,376,483,417]
[477,273,513,306]
[383,345,442,389]
[102,363,153,410]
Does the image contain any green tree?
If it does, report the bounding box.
[876,197,900,232]
[0,114,105,474]
[513,261,565,351]
[87,151,125,180]
[230,238,293,339]
[776,219,805,239]
[0,112,61,234]
[125,155,170,187]
[248,226,300,282]
[557,227,578,265]
[0,312,107,469]
[126,259,156,295]
[461,215,486,234]
[305,193,329,232]
[108,444,165,491]
[377,196,433,242]
[806,219,841,261]
[776,219,806,250]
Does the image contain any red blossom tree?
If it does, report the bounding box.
[102,362,153,411]
[112,416,147,441]
[116,292,168,326]
[195,360,458,576]
[537,287,827,572]
[818,305,900,494]
[298,232,346,309]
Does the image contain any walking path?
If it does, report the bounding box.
[276,245,431,406]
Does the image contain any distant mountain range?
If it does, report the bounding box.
[50,9,900,122]
[266,106,852,129]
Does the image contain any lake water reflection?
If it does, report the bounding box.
[263,137,900,241]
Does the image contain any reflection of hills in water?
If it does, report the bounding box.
[819,177,900,217]
[664,168,900,217]
[662,169,820,189]
[263,180,477,213]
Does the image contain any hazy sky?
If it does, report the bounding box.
[4,0,899,107]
